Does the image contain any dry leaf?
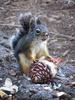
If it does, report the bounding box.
[53,91,71,99]
[4,78,12,87]
[0,78,18,95]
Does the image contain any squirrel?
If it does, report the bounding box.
[11,12,55,75]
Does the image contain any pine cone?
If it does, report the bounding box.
[29,59,57,84]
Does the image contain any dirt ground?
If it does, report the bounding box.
[0,0,75,100]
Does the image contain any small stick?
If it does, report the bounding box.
[0,23,21,27]
[51,32,75,40]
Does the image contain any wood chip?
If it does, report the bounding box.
[0,90,8,97]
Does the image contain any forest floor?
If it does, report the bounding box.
[0,0,75,100]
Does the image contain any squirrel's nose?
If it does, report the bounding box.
[45,33,49,37]
[45,33,49,36]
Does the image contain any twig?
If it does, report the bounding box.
[68,60,75,63]
[55,76,69,81]
[62,50,70,57]
[0,23,21,27]
[51,32,75,40]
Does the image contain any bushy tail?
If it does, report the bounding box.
[19,12,33,34]
[10,12,33,50]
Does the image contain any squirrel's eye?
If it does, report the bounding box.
[36,29,41,35]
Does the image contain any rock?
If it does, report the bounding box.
[8,69,16,76]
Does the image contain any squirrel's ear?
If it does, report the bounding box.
[36,15,49,25]
[36,18,41,24]
[30,18,35,30]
